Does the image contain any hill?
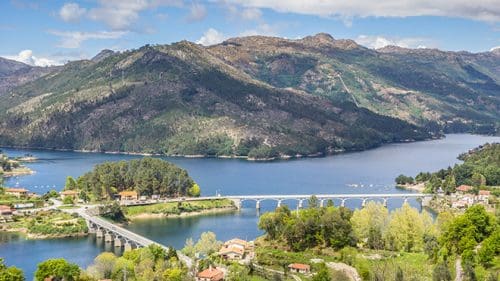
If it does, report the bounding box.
[0,33,499,159]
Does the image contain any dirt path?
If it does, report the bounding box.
[455,258,463,281]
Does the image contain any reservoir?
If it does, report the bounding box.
[1,134,499,279]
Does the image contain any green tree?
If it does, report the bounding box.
[163,268,184,281]
[193,231,221,256]
[351,201,388,248]
[442,174,456,195]
[86,252,117,279]
[64,176,77,190]
[308,195,319,209]
[432,262,451,281]
[35,258,80,281]
[63,196,74,205]
[312,263,331,281]
[187,183,201,197]
[0,258,24,281]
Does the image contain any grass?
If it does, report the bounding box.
[5,210,88,237]
[123,199,235,217]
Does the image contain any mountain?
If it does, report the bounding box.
[0,40,430,159]
[0,33,498,159]
[0,57,58,96]
[207,33,500,134]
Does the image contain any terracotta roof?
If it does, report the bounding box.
[0,205,11,210]
[479,190,491,195]
[224,238,248,246]
[5,188,28,193]
[118,191,138,196]
[288,263,310,270]
[61,190,79,195]
[219,245,244,255]
[197,267,224,280]
[456,185,473,192]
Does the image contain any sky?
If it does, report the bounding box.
[1,0,500,66]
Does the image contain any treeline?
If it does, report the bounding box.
[259,199,499,280]
[68,158,199,201]
[0,152,20,172]
[395,143,500,194]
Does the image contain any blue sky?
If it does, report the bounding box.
[1,0,499,66]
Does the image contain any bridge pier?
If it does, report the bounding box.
[298,199,304,209]
[124,241,132,251]
[403,197,408,206]
[95,229,104,238]
[383,198,388,208]
[230,198,242,210]
[277,199,282,208]
[362,198,367,208]
[319,199,324,208]
[340,199,346,207]
[255,200,261,210]
[105,232,114,243]
[114,237,123,247]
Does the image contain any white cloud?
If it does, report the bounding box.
[49,30,127,48]
[186,3,207,22]
[240,8,262,20]
[59,3,87,22]
[85,0,182,30]
[232,0,500,23]
[355,35,431,49]
[240,23,279,37]
[490,46,500,51]
[3,50,59,66]
[196,28,226,46]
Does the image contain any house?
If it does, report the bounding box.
[288,263,311,274]
[196,266,224,281]
[5,188,28,198]
[0,205,12,216]
[219,238,252,260]
[478,190,491,202]
[118,191,138,201]
[451,200,467,209]
[60,190,79,200]
[456,185,473,194]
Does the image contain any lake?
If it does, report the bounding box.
[1,134,499,280]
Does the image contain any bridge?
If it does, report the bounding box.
[67,207,193,268]
[224,193,430,209]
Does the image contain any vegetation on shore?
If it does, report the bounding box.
[1,210,88,238]
[123,199,235,219]
[0,151,33,177]
[395,143,500,194]
[0,186,44,207]
[257,199,499,280]
[65,157,199,202]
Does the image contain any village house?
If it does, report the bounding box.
[0,205,13,216]
[288,263,311,274]
[60,190,79,200]
[477,190,491,202]
[219,238,253,260]
[118,191,138,201]
[5,188,28,198]
[196,266,224,281]
[456,185,473,194]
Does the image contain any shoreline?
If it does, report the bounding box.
[0,227,88,240]
[395,182,426,193]
[0,135,441,162]
[127,206,237,220]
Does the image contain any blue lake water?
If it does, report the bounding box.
[1,134,499,280]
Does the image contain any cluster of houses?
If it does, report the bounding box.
[451,185,492,209]
[194,238,311,281]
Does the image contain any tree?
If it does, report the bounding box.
[311,263,331,281]
[395,174,414,185]
[63,196,74,205]
[308,195,319,209]
[351,201,388,248]
[35,258,80,281]
[0,259,24,281]
[65,176,77,190]
[87,252,117,279]
[395,266,404,281]
[442,174,456,195]
[182,238,195,257]
[163,268,184,281]
[432,262,451,281]
[193,232,221,256]
[188,183,201,197]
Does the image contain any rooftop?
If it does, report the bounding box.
[197,267,223,280]
[289,263,310,270]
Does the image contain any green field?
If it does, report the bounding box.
[123,199,235,217]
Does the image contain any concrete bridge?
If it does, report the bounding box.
[224,193,431,209]
[69,207,193,268]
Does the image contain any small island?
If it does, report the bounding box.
[0,152,34,177]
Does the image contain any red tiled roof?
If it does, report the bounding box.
[219,245,244,255]
[6,188,28,193]
[118,191,137,197]
[197,268,223,281]
[479,190,491,195]
[61,190,79,195]
[288,263,310,270]
[0,205,11,211]
[456,185,472,192]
